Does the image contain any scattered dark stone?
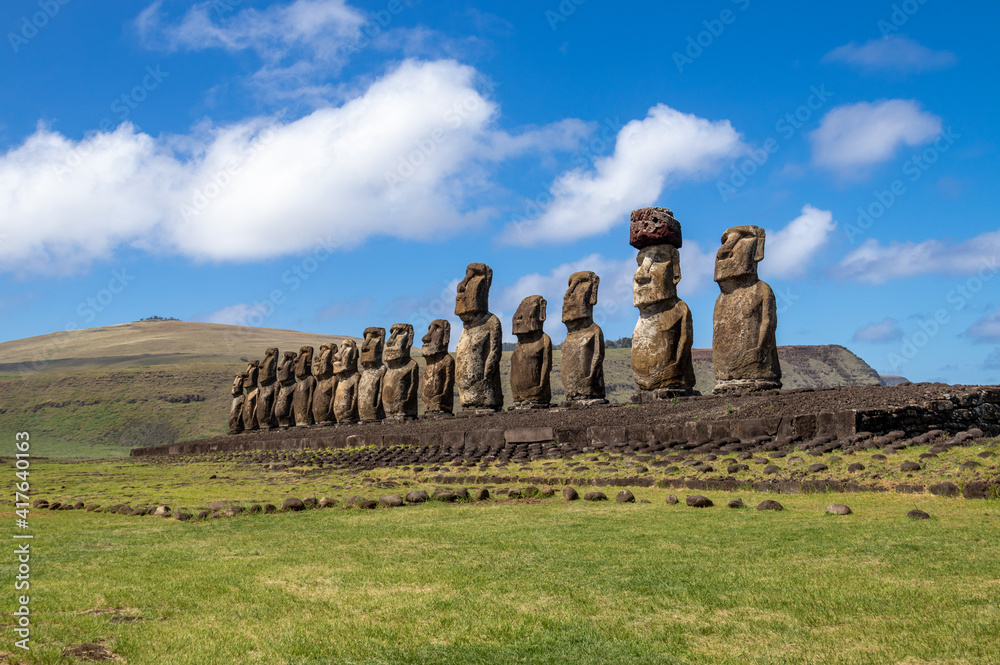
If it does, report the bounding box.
[727,498,744,509]
[359,500,378,510]
[174,511,193,521]
[583,491,608,501]
[826,504,852,515]
[764,465,781,475]
[318,497,337,508]
[263,504,277,514]
[848,463,865,472]
[282,497,305,512]
[963,481,991,500]
[807,463,828,473]
[247,504,262,514]
[616,490,635,503]
[961,461,982,469]
[562,487,579,501]
[686,495,713,508]
[474,488,490,501]
[31,498,48,508]
[540,487,555,497]
[871,454,887,461]
[828,456,842,463]
[753,457,769,465]
[727,464,749,474]
[49,502,62,510]
[695,464,714,473]
[379,494,404,507]
[507,489,523,499]
[979,451,996,459]
[209,475,217,479]
[405,490,429,503]
[224,505,244,517]
[908,509,930,520]
[929,482,960,497]
[63,643,117,662]
[208,500,228,511]
[756,499,784,511]
[432,489,458,502]
[195,510,209,521]
[302,497,318,508]
[900,462,922,472]
[666,494,679,505]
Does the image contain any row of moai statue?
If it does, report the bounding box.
[228,264,608,433]
[228,205,780,432]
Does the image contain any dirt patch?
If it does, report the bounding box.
[62,642,122,662]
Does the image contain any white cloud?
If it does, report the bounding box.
[835,229,1000,284]
[500,104,744,246]
[810,99,942,175]
[203,303,272,326]
[967,308,1000,344]
[823,36,957,72]
[764,205,837,279]
[851,317,903,344]
[0,59,584,276]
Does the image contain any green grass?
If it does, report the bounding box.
[2,454,1000,664]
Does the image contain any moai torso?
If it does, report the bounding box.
[632,300,695,390]
[275,351,298,427]
[311,343,338,425]
[256,348,279,429]
[333,340,360,423]
[358,327,386,422]
[510,295,552,406]
[421,319,455,414]
[229,372,246,434]
[455,263,503,411]
[241,361,260,431]
[561,271,606,401]
[292,346,316,426]
[382,324,419,418]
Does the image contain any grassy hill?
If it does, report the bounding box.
[0,321,885,459]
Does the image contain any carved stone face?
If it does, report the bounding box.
[360,327,385,367]
[513,295,546,335]
[294,346,314,379]
[314,343,335,378]
[455,263,492,321]
[715,225,764,283]
[633,245,681,308]
[385,323,414,362]
[245,361,259,388]
[232,372,245,395]
[421,319,450,355]
[333,339,359,374]
[563,271,599,324]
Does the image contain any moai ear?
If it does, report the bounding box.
[589,274,600,306]
[754,228,766,263]
[539,298,547,323]
[672,256,682,286]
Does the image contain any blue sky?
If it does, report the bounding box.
[1,0,998,384]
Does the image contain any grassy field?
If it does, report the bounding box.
[2,453,999,664]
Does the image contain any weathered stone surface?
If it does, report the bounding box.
[900,461,922,472]
[224,505,244,517]
[756,499,784,511]
[382,324,419,419]
[292,346,316,427]
[241,361,260,431]
[256,347,279,429]
[405,490,429,503]
[433,489,458,502]
[229,371,246,434]
[963,481,991,500]
[562,487,579,501]
[686,494,713,508]
[808,463,828,473]
[318,497,337,508]
[632,243,695,392]
[263,504,277,514]
[616,489,636,503]
[302,497,317,508]
[379,494,404,507]
[666,494,679,504]
[929,482,959,497]
[510,295,552,407]
[455,263,503,411]
[282,497,305,512]
[474,488,490,501]
[826,504,852,515]
[421,319,455,415]
[583,491,608,501]
[908,509,930,519]
[174,511,192,521]
[630,207,682,250]
[275,351,297,427]
[561,270,607,403]
[712,225,782,394]
[208,500,228,511]
[358,327,386,422]
[153,505,171,517]
[311,343,338,425]
[333,340,361,424]
[848,462,865,472]
[727,498,744,508]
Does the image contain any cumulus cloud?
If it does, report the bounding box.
[836,229,1000,284]
[203,303,273,326]
[823,36,957,72]
[810,99,942,175]
[851,317,904,344]
[500,105,744,246]
[0,59,586,276]
[967,308,1000,344]
[764,205,837,279]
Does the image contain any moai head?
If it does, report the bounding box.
[633,244,681,309]
[314,343,336,379]
[455,262,492,322]
[360,327,385,369]
[385,323,414,363]
[278,350,296,383]
[333,339,359,375]
[294,346,314,379]
[513,295,546,336]
[715,225,765,284]
[421,319,451,356]
[260,347,278,383]
[563,271,599,325]
[232,371,246,396]
[245,360,260,389]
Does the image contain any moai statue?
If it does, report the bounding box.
[381,323,419,420]
[333,340,361,424]
[455,263,503,412]
[421,319,455,416]
[712,225,781,393]
[311,343,338,425]
[630,207,696,398]
[292,346,316,427]
[358,327,386,422]
[256,347,279,429]
[275,351,297,427]
[228,370,246,434]
[561,271,607,405]
[510,295,552,409]
[241,360,261,431]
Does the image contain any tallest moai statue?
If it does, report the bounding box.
[455,262,503,412]
[630,207,696,399]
